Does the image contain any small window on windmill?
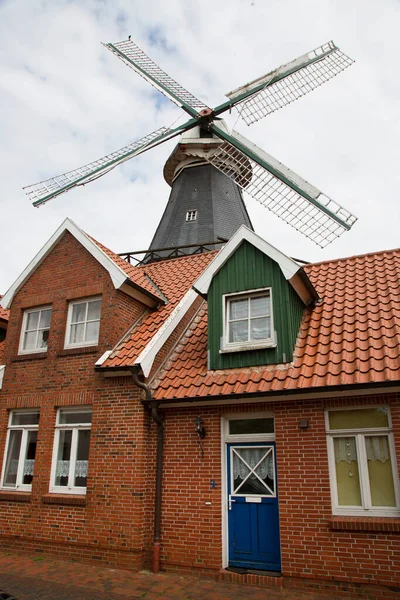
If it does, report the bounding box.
[186,210,197,222]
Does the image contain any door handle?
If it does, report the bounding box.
[229,495,236,510]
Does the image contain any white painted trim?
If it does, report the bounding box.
[1,218,131,309]
[18,305,52,355]
[49,407,92,495]
[0,410,40,492]
[0,365,5,389]
[64,296,101,350]
[135,288,198,377]
[95,350,112,366]
[221,411,277,570]
[221,415,228,569]
[325,406,400,517]
[194,225,305,295]
[221,287,276,353]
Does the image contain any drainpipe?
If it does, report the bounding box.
[131,370,163,574]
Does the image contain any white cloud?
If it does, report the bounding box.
[0,0,399,292]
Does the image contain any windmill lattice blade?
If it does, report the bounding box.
[228,42,354,125]
[103,39,207,116]
[24,126,175,206]
[206,129,357,248]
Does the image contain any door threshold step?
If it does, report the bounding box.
[226,567,282,577]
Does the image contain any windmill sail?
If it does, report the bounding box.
[225,42,354,125]
[207,125,357,248]
[25,124,195,207]
[103,40,207,117]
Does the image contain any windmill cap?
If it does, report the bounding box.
[163,121,252,188]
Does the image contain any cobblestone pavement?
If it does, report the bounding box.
[0,551,363,600]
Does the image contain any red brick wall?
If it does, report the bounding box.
[158,394,400,589]
[1,231,399,590]
[0,232,151,568]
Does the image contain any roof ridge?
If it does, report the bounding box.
[307,246,400,269]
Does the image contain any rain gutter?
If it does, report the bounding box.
[131,370,164,574]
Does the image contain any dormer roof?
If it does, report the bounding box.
[193,225,318,305]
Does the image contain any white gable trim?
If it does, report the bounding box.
[0,365,5,389]
[1,218,131,309]
[194,225,303,295]
[135,288,198,377]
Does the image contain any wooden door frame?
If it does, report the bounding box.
[220,412,275,569]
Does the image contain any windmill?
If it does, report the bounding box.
[24,39,357,248]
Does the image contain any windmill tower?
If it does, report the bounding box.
[24,39,357,253]
[145,122,253,261]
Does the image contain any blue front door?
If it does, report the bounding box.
[227,442,281,571]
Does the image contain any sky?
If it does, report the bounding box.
[1,0,399,292]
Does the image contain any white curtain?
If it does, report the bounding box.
[56,460,88,478]
[334,436,390,463]
[232,448,274,481]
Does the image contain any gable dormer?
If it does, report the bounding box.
[194,226,318,370]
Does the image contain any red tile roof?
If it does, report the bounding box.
[152,248,400,400]
[102,251,217,368]
[90,237,165,302]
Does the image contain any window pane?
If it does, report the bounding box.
[23,430,37,485]
[250,295,270,317]
[250,317,270,340]
[39,309,52,329]
[59,411,92,425]
[85,321,99,343]
[71,302,86,323]
[3,430,22,487]
[329,408,389,430]
[333,437,362,506]
[232,447,274,495]
[26,311,39,330]
[74,430,90,487]
[229,418,274,435]
[366,436,396,507]
[23,331,37,350]
[87,300,101,321]
[37,329,49,349]
[230,299,248,320]
[55,430,72,487]
[11,412,40,426]
[229,320,248,343]
[70,323,84,344]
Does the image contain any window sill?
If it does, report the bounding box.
[329,515,400,533]
[11,352,48,362]
[58,346,98,357]
[220,342,277,354]
[42,494,87,506]
[0,491,31,502]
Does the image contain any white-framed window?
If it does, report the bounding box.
[186,210,197,222]
[19,306,52,354]
[1,410,40,491]
[325,407,400,517]
[50,408,92,494]
[221,288,275,352]
[64,297,101,349]
[223,412,275,443]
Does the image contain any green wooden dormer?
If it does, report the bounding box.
[194,226,318,370]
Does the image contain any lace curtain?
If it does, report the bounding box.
[8,458,35,476]
[232,448,274,481]
[334,436,390,463]
[56,460,88,478]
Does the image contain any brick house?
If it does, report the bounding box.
[0,218,399,596]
